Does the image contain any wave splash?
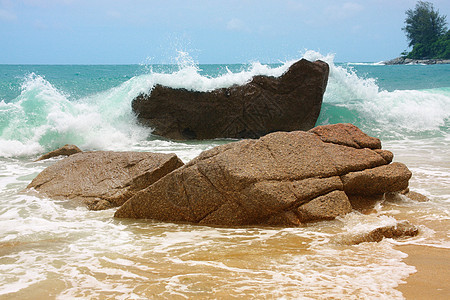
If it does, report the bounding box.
[304,51,450,139]
[0,54,293,157]
[0,73,150,157]
[0,51,449,157]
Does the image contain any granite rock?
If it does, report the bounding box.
[28,151,184,210]
[115,124,412,226]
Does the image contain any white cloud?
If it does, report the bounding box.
[23,0,74,6]
[287,0,305,11]
[0,8,16,21]
[325,2,364,20]
[226,18,250,32]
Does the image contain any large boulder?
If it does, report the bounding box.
[132,59,329,140]
[28,151,184,210]
[115,123,412,226]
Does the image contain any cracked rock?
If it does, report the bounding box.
[27,151,184,210]
[115,123,413,226]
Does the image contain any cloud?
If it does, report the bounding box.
[286,0,305,11]
[226,18,250,32]
[0,8,16,21]
[325,2,364,20]
[22,0,75,6]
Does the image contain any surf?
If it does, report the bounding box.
[0,50,449,157]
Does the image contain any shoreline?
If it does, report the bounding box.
[396,244,450,299]
[383,57,450,65]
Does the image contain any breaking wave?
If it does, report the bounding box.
[0,50,449,157]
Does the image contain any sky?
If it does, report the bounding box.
[1,0,450,64]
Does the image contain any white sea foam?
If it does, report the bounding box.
[356,89,450,133]
[305,51,450,137]
[347,62,385,66]
[0,179,419,299]
[0,73,151,157]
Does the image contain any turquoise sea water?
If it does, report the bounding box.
[0,51,449,298]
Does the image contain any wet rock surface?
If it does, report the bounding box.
[339,221,420,245]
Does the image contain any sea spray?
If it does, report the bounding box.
[0,73,151,157]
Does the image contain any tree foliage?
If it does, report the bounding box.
[407,31,450,59]
[402,1,449,59]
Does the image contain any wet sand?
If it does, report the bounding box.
[397,245,450,299]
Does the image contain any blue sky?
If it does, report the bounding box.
[1,0,449,64]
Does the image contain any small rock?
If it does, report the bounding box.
[35,144,82,161]
[405,191,429,202]
[340,221,419,245]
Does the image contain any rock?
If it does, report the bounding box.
[132,59,329,140]
[28,151,184,210]
[347,194,384,214]
[309,123,382,149]
[405,191,429,202]
[339,221,419,245]
[115,123,412,226]
[348,189,427,214]
[341,162,412,196]
[383,57,407,65]
[383,57,450,65]
[35,144,82,161]
[296,190,352,222]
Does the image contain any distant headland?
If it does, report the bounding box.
[383,57,450,65]
[385,1,449,65]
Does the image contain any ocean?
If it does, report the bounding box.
[0,51,449,299]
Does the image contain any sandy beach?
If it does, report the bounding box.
[397,245,450,299]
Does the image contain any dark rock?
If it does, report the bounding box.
[115,123,412,226]
[348,194,384,214]
[383,57,450,65]
[27,151,184,210]
[132,59,329,140]
[35,144,82,161]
